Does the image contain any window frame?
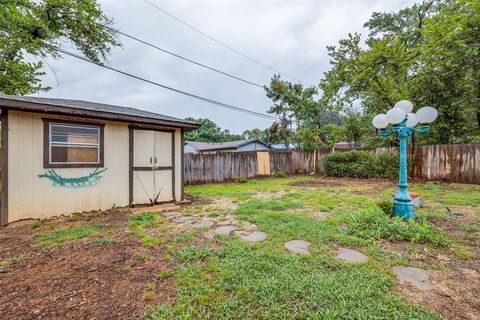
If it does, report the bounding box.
[43,119,105,168]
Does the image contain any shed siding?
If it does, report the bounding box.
[7,111,183,222]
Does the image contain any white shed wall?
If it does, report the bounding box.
[7,111,183,223]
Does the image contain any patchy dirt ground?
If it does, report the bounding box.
[0,210,176,320]
[1,176,479,319]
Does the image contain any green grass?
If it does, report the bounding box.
[91,236,117,245]
[36,224,101,248]
[146,177,479,319]
[0,254,28,270]
[127,212,164,228]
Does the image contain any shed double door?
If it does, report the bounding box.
[132,129,174,205]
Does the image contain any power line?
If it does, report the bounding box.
[54,47,278,121]
[105,26,264,88]
[143,0,314,86]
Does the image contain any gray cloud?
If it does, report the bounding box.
[37,0,417,134]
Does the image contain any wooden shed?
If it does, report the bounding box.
[0,95,200,225]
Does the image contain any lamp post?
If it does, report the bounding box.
[372,100,438,219]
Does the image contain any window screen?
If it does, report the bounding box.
[49,123,101,164]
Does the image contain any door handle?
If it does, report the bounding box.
[150,157,152,164]
[154,157,157,164]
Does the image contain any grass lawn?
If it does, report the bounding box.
[0,176,479,319]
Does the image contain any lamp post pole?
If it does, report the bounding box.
[373,101,437,219]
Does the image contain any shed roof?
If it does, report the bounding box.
[185,139,268,151]
[0,95,200,130]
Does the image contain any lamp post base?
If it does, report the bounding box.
[393,197,414,219]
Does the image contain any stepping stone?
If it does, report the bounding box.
[336,248,369,264]
[241,231,267,243]
[392,266,433,290]
[174,216,194,223]
[163,211,181,218]
[214,225,237,236]
[284,240,311,254]
[193,220,214,229]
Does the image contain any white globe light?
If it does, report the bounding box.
[406,113,418,127]
[386,107,406,124]
[372,114,388,129]
[416,106,438,124]
[394,100,413,114]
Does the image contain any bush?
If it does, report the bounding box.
[376,199,394,216]
[323,150,405,179]
[274,171,288,178]
[236,177,248,183]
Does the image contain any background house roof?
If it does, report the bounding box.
[271,143,297,149]
[0,95,200,129]
[185,139,268,151]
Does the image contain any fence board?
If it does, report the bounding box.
[184,144,480,185]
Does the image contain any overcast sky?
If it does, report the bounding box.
[37,0,417,134]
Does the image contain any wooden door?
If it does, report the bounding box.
[153,131,174,201]
[132,130,155,204]
[130,129,175,205]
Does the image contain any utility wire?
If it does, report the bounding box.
[143,0,314,86]
[54,47,278,121]
[105,26,264,88]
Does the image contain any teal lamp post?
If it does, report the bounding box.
[372,100,438,219]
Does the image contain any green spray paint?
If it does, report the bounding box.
[38,168,107,188]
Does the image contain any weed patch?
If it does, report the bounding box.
[345,210,447,245]
[36,224,100,248]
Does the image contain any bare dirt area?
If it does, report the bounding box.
[0,210,176,320]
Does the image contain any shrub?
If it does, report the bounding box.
[274,171,288,178]
[323,150,406,179]
[376,199,394,216]
[236,177,248,183]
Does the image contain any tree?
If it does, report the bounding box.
[242,128,268,141]
[320,0,480,144]
[264,74,318,148]
[0,0,120,95]
[184,117,243,142]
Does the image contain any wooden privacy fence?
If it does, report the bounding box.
[184,144,480,185]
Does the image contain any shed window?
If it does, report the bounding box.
[44,120,104,167]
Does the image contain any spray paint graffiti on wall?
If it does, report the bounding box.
[38,168,108,188]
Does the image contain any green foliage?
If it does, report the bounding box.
[274,171,288,178]
[0,254,28,270]
[91,236,117,245]
[323,151,402,179]
[346,210,447,245]
[36,224,100,248]
[376,199,394,216]
[184,118,243,142]
[175,246,215,262]
[264,74,318,147]
[140,235,160,248]
[242,128,268,142]
[127,212,163,228]
[0,0,120,95]
[134,253,150,262]
[321,0,480,144]
[236,177,248,183]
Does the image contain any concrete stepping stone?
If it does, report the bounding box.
[174,216,194,223]
[193,220,214,229]
[392,266,433,290]
[336,248,369,264]
[163,211,181,218]
[241,231,267,243]
[284,240,311,254]
[214,225,237,236]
